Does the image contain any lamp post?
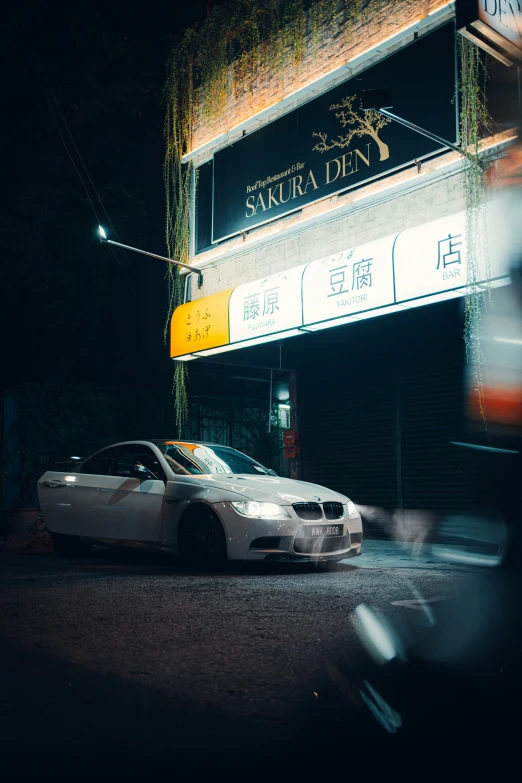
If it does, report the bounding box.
[97,226,204,288]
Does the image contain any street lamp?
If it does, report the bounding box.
[97,225,204,288]
[360,89,463,156]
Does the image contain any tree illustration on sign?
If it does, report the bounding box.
[313,95,391,162]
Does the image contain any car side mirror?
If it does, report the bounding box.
[131,463,150,480]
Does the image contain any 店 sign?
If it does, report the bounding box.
[209,24,456,244]
[170,207,510,359]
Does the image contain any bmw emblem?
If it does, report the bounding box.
[313,496,321,501]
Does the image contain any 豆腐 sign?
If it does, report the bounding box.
[302,235,396,326]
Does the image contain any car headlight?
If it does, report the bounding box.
[230,501,290,518]
[347,500,358,516]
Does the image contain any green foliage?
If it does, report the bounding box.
[172,361,189,434]
[164,1,387,430]
[459,36,492,425]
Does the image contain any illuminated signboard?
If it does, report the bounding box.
[229,265,307,344]
[302,236,396,327]
[171,207,510,360]
[207,24,456,246]
[170,288,233,359]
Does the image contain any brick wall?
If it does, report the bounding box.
[191,0,446,153]
[184,0,511,305]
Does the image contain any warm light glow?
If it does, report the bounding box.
[64,476,77,482]
[98,225,107,239]
[182,3,454,162]
[190,328,306,357]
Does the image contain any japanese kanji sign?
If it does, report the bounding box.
[302,236,396,326]
[229,265,306,343]
[393,213,467,303]
[170,288,233,358]
[170,205,511,360]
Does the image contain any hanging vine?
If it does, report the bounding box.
[164,1,447,430]
[459,36,492,425]
[164,1,392,430]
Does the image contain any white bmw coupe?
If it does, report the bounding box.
[38,440,363,565]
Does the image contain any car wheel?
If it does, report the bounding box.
[50,531,92,557]
[178,505,227,567]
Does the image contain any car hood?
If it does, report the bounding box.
[182,474,350,505]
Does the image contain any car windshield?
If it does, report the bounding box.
[159,443,273,476]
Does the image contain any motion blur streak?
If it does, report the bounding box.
[356,505,436,554]
[353,604,405,665]
[359,681,402,734]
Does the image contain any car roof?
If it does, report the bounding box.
[148,439,232,449]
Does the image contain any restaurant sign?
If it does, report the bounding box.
[210,24,457,244]
[171,206,510,360]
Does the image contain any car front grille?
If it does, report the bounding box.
[292,502,322,520]
[293,502,344,521]
[323,502,343,520]
[293,536,350,555]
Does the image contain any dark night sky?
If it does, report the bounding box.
[2,0,212,391]
[3,1,518,396]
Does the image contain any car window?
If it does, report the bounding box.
[112,445,167,483]
[159,443,272,475]
[162,445,206,475]
[80,447,119,476]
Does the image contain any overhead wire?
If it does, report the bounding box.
[19,19,142,303]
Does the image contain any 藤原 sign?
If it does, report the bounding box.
[229,265,307,343]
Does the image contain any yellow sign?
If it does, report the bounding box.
[170,288,233,358]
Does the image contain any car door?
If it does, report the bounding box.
[38,446,119,537]
[98,444,166,543]
[77,447,121,537]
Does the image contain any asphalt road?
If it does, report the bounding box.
[0,546,519,778]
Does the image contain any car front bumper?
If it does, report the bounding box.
[211,501,363,561]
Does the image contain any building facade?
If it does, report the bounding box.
[169,0,519,519]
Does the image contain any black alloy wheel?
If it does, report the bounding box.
[178,506,227,568]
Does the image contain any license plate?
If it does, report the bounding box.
[303,524,343,538]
